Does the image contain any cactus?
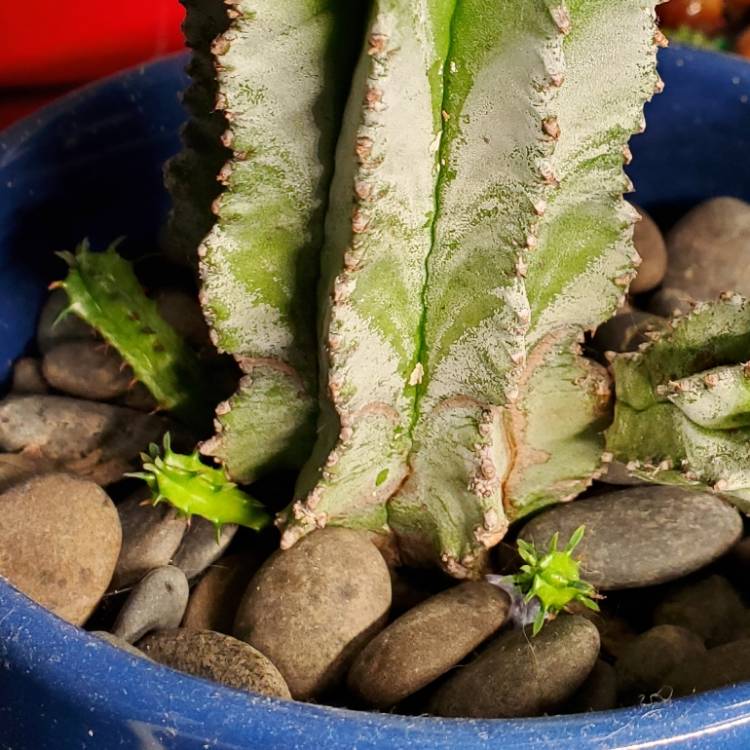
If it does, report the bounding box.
[195,0,364,482]
[280,0,662,577]
[162,0,231,269]
[511,526,599,636]
[606,294,750,512]
[130,433,270,532]
[55,240,210,429]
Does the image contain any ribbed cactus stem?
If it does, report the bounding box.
[285,0,457,544]
[282,0,661,577]
[163,0,230,269]
[197,0,363,482]
[607,294,750,511]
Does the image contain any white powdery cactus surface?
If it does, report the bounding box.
[284,0,661,577]
[198,0,359,481]
[288,0,456,542]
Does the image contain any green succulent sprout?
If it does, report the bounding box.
[128,433,270,534]
[55,239,211,430]
[513,526,599,636]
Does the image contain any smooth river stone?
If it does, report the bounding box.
[429,615,600,718]
[172,517,237,580]
[666,639,750,697]
[519,487,742,590]
[0,474,121,624]
[182,553,261,634]
[347,582,511,708]
[0,395,169,484]
[11,357,48,395]
[565,659,617,713]
[139,628,291,699]
[112,565,189,643]
[630,205,667,294]
[111,489,188,590]
[664,196,750,300]
[653,574,747,646]
[615,625,705,702]
[234,527,391,701]
[42,341,133,401]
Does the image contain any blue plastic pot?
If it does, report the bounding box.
[1,46,750,749]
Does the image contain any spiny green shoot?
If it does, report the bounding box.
[54,239,211,429]
[128,433,270,535]
[513,526,599,636]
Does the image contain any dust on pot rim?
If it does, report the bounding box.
[1,44,750,750]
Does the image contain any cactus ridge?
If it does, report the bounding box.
[163,0,231,269]
[282,0,661,577]
[56,240,210,429]
[196,0,364,482]
[607,294,750,511]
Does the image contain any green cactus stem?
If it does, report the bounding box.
[163,0,231,269]
[129,433,270,532]
[606,293,750,511]
[282,0,661,577]
[55,240,210,429]
[513,525,599,636]
[197,0,364,482]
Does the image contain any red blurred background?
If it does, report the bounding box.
[0,0,185,130]
[1,0,749,132]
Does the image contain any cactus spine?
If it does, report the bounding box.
[282,0,661,577]
[197,1,363,482]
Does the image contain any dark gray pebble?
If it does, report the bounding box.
[566,660,617,713]
[172,518,237,580]
[112,565,189,643]
[11,357,48,394]
[666,639,750,697]
[519,487,742,590]
[348,582,510,708]
[42,341,133,401]
[615,625,705,702]
[429,615,600,718]
[654,575,747,646]
[111,489,188,590]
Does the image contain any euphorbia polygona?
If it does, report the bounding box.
[168,0,664,577]
[607,294,750,510]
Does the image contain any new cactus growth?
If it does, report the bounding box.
[55,240,210,429]
[281,0,662,577]
[129,433,270,532]
[606,294,750,511]
[513,526,599,636]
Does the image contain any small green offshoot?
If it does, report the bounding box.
[514,526,600,636]
[128,433,270,535]
[54,239,211,429]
